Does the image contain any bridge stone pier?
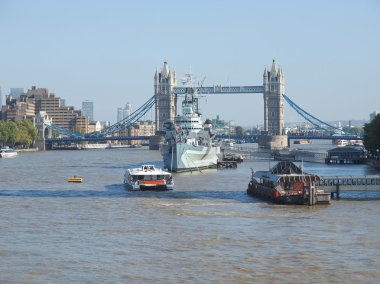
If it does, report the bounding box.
[153,59,288,150]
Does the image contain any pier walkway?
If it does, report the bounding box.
[317,175,380,198]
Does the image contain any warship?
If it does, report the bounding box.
[160,81,220,172]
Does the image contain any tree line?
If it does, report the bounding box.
[0,120,39,148]
[364,114,380,155]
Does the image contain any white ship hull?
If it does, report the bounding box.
[82,143,109,149]
[161,143,220,172]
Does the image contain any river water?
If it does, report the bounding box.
[0,147,379,283]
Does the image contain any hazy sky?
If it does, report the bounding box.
[1,0,379,126]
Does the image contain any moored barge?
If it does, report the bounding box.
[247,161,330,205]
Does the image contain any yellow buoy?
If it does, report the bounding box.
[67,176,84,183]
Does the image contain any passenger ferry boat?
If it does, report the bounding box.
[124,165,174,191]
[247,161,331,205]
[0,147,18,158]
[160,74,220,172]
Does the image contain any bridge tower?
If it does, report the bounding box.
[154,61,177,132]
[34,111,52,150]
[260,59,288,149]
[263,59,285,135]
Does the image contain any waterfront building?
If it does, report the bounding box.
[82,100,94,121]
[211,115,230,135]
[117,102,131,122]
[128,120,155,145]
[325,146,367,164]
[100,121,110,128]
[154,61,177,132]
[88,121,103,133]
[0,87,2,107]
[1,93,35,121]
[2,86,89,133]
[26,86,89,133]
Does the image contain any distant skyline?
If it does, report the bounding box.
[1,0,379,126]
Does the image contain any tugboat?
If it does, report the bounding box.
[247,161,330,205]
[124,165,174,191]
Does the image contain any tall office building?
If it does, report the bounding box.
[82,100,94,121]
[0,87,2,107]
[117,102,132,122]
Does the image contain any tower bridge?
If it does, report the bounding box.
[40,59,354,149]
[154,59,287,149]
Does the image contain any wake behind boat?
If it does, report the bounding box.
[124,165,174,191]
[160,75,220,172]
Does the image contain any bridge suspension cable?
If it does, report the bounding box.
[45,95,156,138]
[283,94,341,132]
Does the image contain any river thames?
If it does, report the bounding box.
[1,147,379,283]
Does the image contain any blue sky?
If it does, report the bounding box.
[0,0,379,126]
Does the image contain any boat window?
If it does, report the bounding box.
[138,175,144,180]
[377,179,380,185]
[347,179,352,185]
[371,179,375,185]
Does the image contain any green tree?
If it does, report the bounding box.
[0,120,39,147]
[363,114,380,154]
[6,121,20,146]
[17,120,39,147]
[0,120,10,147]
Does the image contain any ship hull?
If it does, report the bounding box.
[161,143,220,172]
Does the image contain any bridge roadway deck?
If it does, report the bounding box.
[46,136,151,143]
[45,134,364,144]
